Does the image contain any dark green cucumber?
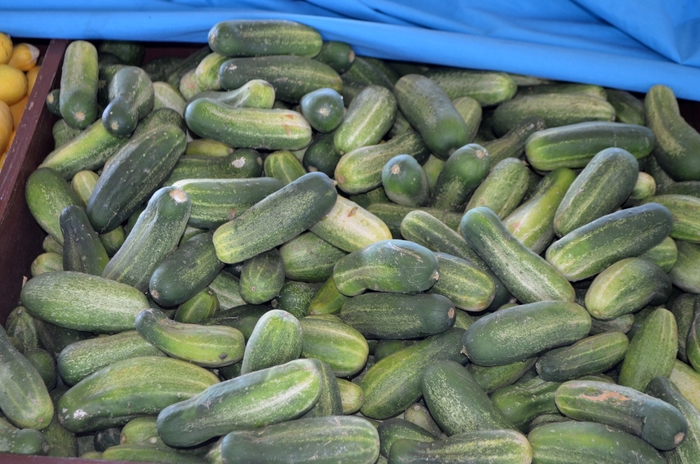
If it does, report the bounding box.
[213,172,337,264]
[425,68,517,106]
[165,45,211,89]
[339,292,455,340]
[645,84,700,181]
[342,56,396,89]
[23,347,57,390]
[481,116,547,166]
[59,205,109,276]
[369,203,463,236]
[359,328,466,419]
[87,124,187,233]
[0,417,50,456]
[4,306,39,353]
[33,320,92,359]
[332,239,439,296]
[239,249,285,304]
[668,240,700,293]
[280,232,347,283]
[394,74,470,159]
[303,131,343,177]
[153,81,187,115]
[241,309,302,375]
[517,83,606,99]
[535,332,629,382]
[60,40,99,129]
[58,356,220,434]
[467,358,537,394]
[299,316,369,377]
[219,415,379,464]
[525,122,653,171]
[381,154,430,207]
[377,418,436,458]
[100,444,202,463]
[589,313,635,335]
[165,149,264,185]
[666,181,700,198]
[429,252,495,312]
[689,302,700,372]
[554,379,687,451]
[273,281,323,319]
[641,194,700,243]
[553,147,640,237]
[102,186,191,293]
[99,40,145,66]
[585,257,671,320]
[670,360,700,412]
[462,301,590,366]
[206,304,270,341]
[334,85,397,155]
[219,55,341,102]
[300,87,344,133]
[465,157,529,218]
[460,207,575,304]
[46,88,61,116]
[670,293,696,363]
[528,421,665,464]
[102,66,154,137]
[208,20,322,58]
[314,41,355,74]
[606,88,645,125]
[453,95,482,142]
[156,358,322,447]
[490,376,560,432]
[302,358,343,418]
[429,143,490,211]
[20,271,148,333]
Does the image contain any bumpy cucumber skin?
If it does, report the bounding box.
[430,144,491,212]
[263,150,306,185]
[462,301,590,367]
[60,40,99,129]
[208,20,323,58]
[466,157,530,218]
[334,85,397,155]
[490,376,561,432]
[299,316,369,377]
[429,252,495,311]
[425,68,517,106]
[670,360,700,412]
[166,148,265,184]
[280,232,346,283]
[238,310,302,375]
[377,418,436,458]
[641,194,700,243]
[460,207,575,304]
[238,249,285,304]
[213,172,337,264]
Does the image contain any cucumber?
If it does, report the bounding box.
[274,281,323,319]
[299,316,369,377]
[606,88,645,125]
[174,288,220,324]
[465,157,530,218]
[334,85,397,155]
[20,271,149,333]
[645,84,700,181]
[59,205,109,276]
[213,172,337,264]
[70,170,98,207]
[429,252,495,312]
[241,309,302,375]
[280,232,347,283]
[60,40,99,129]
[545,203,674,281]
[52,118,83,149]
[0,417,49,456]
[381,154,430,207]
[462,301,590,367]
[208,20,322,58]
[641,194,700,243]
[23,348,57,389]
[307,276,350,315]
[303,131,343,176]
[4,306,39,353]
[58,356,220,434]
[460,207,575,304]
[102,186,191,293]
[369,203,463,236]
[156,358,322,447]
[640,236,678,273]
[481,116,547,166]
[239,249,285,304]
[554,379,687,451]
[668,240,700,293]
[337,378,364,414]
[394,74,469,159]
[152,81,187,115]
[302,358,343,418]
[99,40,145,66]
[332,239,439,296]
[666,181,700,198]
[193,52,227,93]
[132,106,186,136]
[422,360,514,435]
[403,402,444,438]
[452,95,482,142]
[670,293,696,363]
[377,418,436,458]
[342,56,396,89]
[300,87,345,133]
[584,257,671,320]
[192,78,276,109]
[490,376,560,432]
[219,415,379,464]
[165,149,264,185]
[100,444,202,463]
[165,46,211,89]
[467,358,537,394]
[425,68,517,106]
[517,83,607,99]
[670,360,700,412]
[339,292,455,340]
[186,138,232,157]
[429,143,490,211]
[102,66,154,137]
[46,88,61,116]
[206,304,270,341]
[263,150,306,185]
[553,148,639,236]
[314,41,355,74]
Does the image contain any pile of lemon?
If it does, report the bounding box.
[0,32,41,171]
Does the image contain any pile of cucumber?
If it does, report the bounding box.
[1,18,700,463]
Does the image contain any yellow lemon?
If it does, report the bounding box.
[0,100,13,153]
[9,43,40,71]
[10,94,28,129]
[26,65,41,95]
[0,64,27,105]
[0,33,12,65]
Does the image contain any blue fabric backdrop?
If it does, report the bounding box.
[1,1,699,100]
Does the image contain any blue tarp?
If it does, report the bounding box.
[1,1,699,100]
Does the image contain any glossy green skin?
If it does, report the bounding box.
[668,240,700,293]
[102,186,191,292]
[422,360,513,435]
[57,330,164,386]
[642,194,700,243]
[58,356,219,434]
[545,203,674,281]
[87,125,187,233]
[528,421,665,464]
[299,316,369,377]
[429,252,495,311]
[193,52,228,92]
[490,376,561,432]
[368,203,462,236]
[300,87,344,133]
[135,307,244,367]
[25,167,83,245]
[335,132,430,195]
[219,55,340,102]
[332,239,439,297]
[208,20,322,57]
[60,40,99,129]
[645,84,700,181]
[21,271,148,333]
[334,85,396,155]
[240,309,302,375]
[425,68,517,106]
[536,332,629,382]
[460,207,575,304]
[463,301,590,367]
[263,150,306,185]
[314,41,355,74]
[0,327,53,430]
[156,358,322,447]
[641,235,677,272]
[585,258,671,320]
[59,205,109,276]
[359,328,466,419]
[168,150,264,187]
[213,172,337,264]
[465,157,530,219]
[554,380,687,451]
[339,292,455,340]
[647,376,700,464]
[377,418,435,458]
[280,232,347,283]
[239,249,286,305]
[430,144,491,211]
[525,122,654,171]
[467,358,537,394]
[103,66,154,137]
[381,154,430,207]
[219,415,379,464]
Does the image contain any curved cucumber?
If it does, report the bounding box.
[103,66,154,137]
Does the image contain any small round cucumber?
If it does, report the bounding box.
[300,87,345,133]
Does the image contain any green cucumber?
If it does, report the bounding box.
[482,116,547,166]
[60,40,99,129]
[670,293,696,363]
[23,348,55,390]
[462,301,590,366]
[303,131,343,176]
[465,157,529,218]
[102,66,154,137]
[668,240,700,293]
[31,252,64,276]
[553,147,640,237]
[685,306,700,375]
[192,79,276,109]
[0,417,49,456]
[337,378,364,414]
[640,235,678,273]
[381,154,430,207]
[490,376,560,432]
[452,95,482,142]
[206,304,270,341]
[174,287,220,324]
[342,56,396,89]
[545,203,674,281]
[70,170,98,207]
[165,46,211,89]
[99,40,145,66]
[135,307,244,367]
[46,88,61,116]
[403,402,444,438]
[642,194,700,243]
[241,309,302,375]
[263,150,306,185]
[208,20,322,58]
[21,271,148,333]
[300,87,344,133]
[280,232,347,283]
[377,418,436,458]
[208,270,246,310]
[369,203,463,237]
[152,81,186,115]
[156,358,322,447]
[219,415,379,464]
[517,83,607,99]
[467,358,537,394]
[102,186,191,293]
[429,143,490,211]
[606,88,645,125]
[300,316,369,377]
[308,276,350,315]
[239,249,285,304]
[52,118,83,149]
[213,172,337,264]
[33,320,92,358]
[460,207,575,304]
[4,306,39,353]
[42,234,64,255]
[334,85,396,155]
[670,360,700,412]
[59,205,109,276]
[186,138,232,157]
[554,379,687,451]
[132,106,185,136]
[584,257,671,320]
[429,252,495,311]
[425,68,517,106]
[58,356,220,434]
[314,41,355,74]
[100,444,202,463]
[666,181,700,198]
[193,52,227,93]
[302,358,343,418]
[273,281,323,319]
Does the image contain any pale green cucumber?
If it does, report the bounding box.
[641,194,700,243]
[465,157,530,218]
[300,316,369,377]
[429,252,495,311]
[337,378,364,414]
[152,81,187,115]
[307,276,350,315]
[668,240,700,293]
[334,85,397,155]
[452,95,482,142]
[240,309,302,375]
[640,235,677,272]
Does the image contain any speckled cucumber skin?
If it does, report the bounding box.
[425,68,517,106]
[333,85,397,155]
[377,418,436,458]
[429,143,491,212]
[239,249,285,304]
[192,79,276,109]
[60,205,109,276]
[299,316,369,377]
[381,154,430,207]
[429,252,495,311]
[641,194,700,243]
[465,157,530,219]
[103,66,154,137]
[669,240,700,293]
[208,20,323,57]
[280,233,347,283]
[467,358,537,394]
[240,309,302,375]
[460,207,575,304]
[165,149,264,186]
[462,301,590,367]
[554,380,687,451]
[490,376,561,432]
[99,444,202,464]
[545,203,674,282]
[641,235,677,272]
[263,150,306,185]
[60,40,99,130]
